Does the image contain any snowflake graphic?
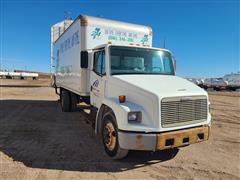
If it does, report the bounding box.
[141,34,149,45]
[91,28,101,39]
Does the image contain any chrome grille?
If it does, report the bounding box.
[161,96,208,128]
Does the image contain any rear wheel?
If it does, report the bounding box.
[102,112,128,159]
[60,89,71,112]
[70,92,78,111]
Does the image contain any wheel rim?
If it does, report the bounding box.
[103,122,116,151]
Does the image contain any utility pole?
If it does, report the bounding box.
[163,37,166,48]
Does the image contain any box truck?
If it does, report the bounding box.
[51,15,211,159]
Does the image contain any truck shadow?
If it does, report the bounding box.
[0,99,179,172]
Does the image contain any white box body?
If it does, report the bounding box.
[52,15,152,96]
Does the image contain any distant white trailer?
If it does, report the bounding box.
[8,72,21,78]
[223,73,240,91]
[0,71,14,79]
[0,71,8,78]
[226,79,240,91]
[186,75,239,91]
[20,72,39,80]
[0,71,39,80]
[203,78,228,91]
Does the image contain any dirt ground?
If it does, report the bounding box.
[0,79,239,180]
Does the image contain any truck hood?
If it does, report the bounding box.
[113,75,207,98]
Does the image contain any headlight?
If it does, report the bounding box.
[128,112,142,123]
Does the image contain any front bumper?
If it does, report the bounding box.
[118,126,210,151]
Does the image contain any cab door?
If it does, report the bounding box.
[90,49,106,108]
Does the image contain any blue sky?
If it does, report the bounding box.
[0,0,239,77]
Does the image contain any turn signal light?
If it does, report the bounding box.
[119,95,126,103]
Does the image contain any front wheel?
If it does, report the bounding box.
[102,112,128,159]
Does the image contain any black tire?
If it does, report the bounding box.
[70,92,78,111]
[101,112,128,159]
[60,89,71,112]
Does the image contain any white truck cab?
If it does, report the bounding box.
[51,15,211,159]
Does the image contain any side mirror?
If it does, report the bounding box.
[81,51,88,68]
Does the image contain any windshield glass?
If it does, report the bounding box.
[110,46,174,75]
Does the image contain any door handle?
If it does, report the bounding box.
[90,85,93,91]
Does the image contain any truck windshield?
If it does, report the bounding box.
[110,46,174,75]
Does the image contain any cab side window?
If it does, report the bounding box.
[93,50,105,76]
